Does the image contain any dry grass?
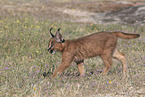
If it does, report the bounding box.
[0,0,145,97]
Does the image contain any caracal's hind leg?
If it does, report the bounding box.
[76,60,85,76]
[113,48,127,74]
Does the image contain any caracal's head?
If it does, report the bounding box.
[47,27,65,54]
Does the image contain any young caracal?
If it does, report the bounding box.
[47,27,140,78]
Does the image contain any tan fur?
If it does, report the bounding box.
[47,28,140,78]
[113,48,127,73]
[113,32,140,39]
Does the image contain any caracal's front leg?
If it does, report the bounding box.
[52,52,74,78]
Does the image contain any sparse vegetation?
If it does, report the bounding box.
[0,0,145,97]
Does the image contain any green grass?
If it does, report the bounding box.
[0,1,145,97]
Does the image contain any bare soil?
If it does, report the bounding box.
[1,1,145,25]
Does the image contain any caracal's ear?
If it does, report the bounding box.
[49,27,55,38]
[55,28,65,43]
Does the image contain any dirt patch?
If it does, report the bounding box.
[0,1,145,25]
[57,1,132,12]
[103,5,145,25]
[0,1,132,19]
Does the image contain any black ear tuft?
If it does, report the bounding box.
[49,27,54,37]
[50,27,53,31]
[58,28,61,31]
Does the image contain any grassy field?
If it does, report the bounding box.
[0,0,145,97]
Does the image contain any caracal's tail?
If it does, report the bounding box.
[113,32,140,39]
